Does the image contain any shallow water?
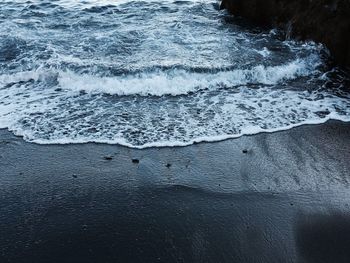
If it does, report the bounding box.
[0,0,349,147]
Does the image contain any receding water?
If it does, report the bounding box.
[0,0,349,147]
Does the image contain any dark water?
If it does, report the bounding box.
[0,0,349,147]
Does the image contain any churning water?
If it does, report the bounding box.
[0,0,350,147]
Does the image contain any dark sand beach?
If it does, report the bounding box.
[1,0,350,262]
[1,120,350,263]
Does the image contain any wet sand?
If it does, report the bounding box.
[1,120,350,263]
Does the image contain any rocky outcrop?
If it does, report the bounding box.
[220,0,350,68]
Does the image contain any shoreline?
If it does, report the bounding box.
[1,120,350,262]
[2,117,350,149]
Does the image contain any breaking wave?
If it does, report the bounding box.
[0,0,349,147]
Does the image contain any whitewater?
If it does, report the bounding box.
[0,0,349,148]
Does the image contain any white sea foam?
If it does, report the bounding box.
[256,47,271,58]
[1,0,349,148]
[52,58,317,96]
[1,66,350,148]
[0,58,315,97]
[24,114,350,149]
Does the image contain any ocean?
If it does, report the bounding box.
[0,0,349,148]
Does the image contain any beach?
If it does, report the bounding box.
[1,120,350,263]
[1,0,350,262]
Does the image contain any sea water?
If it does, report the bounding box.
[0,0,349,148]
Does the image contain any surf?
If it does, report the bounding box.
[0,0,349,148]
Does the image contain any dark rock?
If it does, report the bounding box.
[166,163,172,168]
[242,149,248,154]
[220,0,350,68]
[132,159,139,164]
[103,156,113,160]
[72,174,78,178]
